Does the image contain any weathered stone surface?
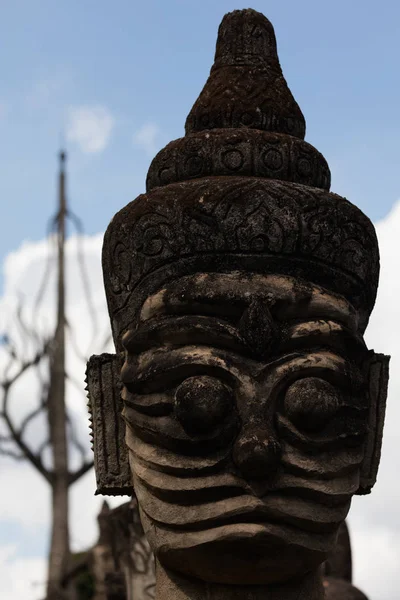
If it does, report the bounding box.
[62,499,155,600]
[87,7,389,600]
[146,130,331,191]
[103,499,155,600]
[324,579,368,600]
[185,9,306,138]
[322,522,369,599]
[86,354,131,495]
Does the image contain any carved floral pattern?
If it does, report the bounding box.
[146,130,330,191]
[103,177,379,334]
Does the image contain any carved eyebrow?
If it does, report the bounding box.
[280,320,366,358]
[123,316,364,365]
[139,273,359,331]
[121,346,245,393]
[122,315,250,356]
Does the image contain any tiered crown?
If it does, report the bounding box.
[103,9,379,346]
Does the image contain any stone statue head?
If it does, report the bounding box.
[87,8,389,588]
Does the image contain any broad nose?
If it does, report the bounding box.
[232,425,281,480]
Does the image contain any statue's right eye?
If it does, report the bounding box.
[174,375,234,434]
[283,377,341,433]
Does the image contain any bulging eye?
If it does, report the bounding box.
[174,375,233,434]
[283,377,341,432]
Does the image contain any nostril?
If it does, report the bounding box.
[232,430,281,479]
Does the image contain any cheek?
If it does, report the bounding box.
[174,375,233,434]
[284,377,341,432]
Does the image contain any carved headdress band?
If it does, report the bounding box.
[103,9,379,344]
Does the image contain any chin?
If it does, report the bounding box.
[140,511,337,585]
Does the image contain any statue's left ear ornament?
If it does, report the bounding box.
[86,353,133,496]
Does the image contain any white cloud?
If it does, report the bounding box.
[351,525,400,600]
[346,200,400,599]
[66,106,114,153]
[133,122,160,156]
[0,463,49,528]
[1,201,400,599]
[0,545,46,600]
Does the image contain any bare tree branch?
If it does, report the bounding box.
[15,301,39,351]
[33,225,57,315]
[66,413,87,463]
[18,403,45,439]
[65,368,86,397]
[69,460,93,485]
[1,386,52,482]
[37,438,51,466]
[0,154,113,597]
[2,343,48,390]
[1,344,53,483]
[65,320,87,364]
[0,447,25,460]
[1,340,19,381]
[67,210,98,352]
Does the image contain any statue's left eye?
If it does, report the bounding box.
[283,377,341,432]
[174,375,233,434]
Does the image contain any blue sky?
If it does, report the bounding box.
[1,0,400,292]
[1,2,400,598]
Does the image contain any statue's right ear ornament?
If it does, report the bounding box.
[358,352,390,494]
[86,353,132,497]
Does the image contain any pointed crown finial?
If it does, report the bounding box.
[213,9,279,69]
[185,9,305,138]
[146,9,329,192]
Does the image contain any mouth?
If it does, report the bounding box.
[139,504,341,561]
[132,464,352,539]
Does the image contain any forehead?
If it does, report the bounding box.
[139,272,358,331]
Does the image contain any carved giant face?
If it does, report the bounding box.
[118,271,386,585]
